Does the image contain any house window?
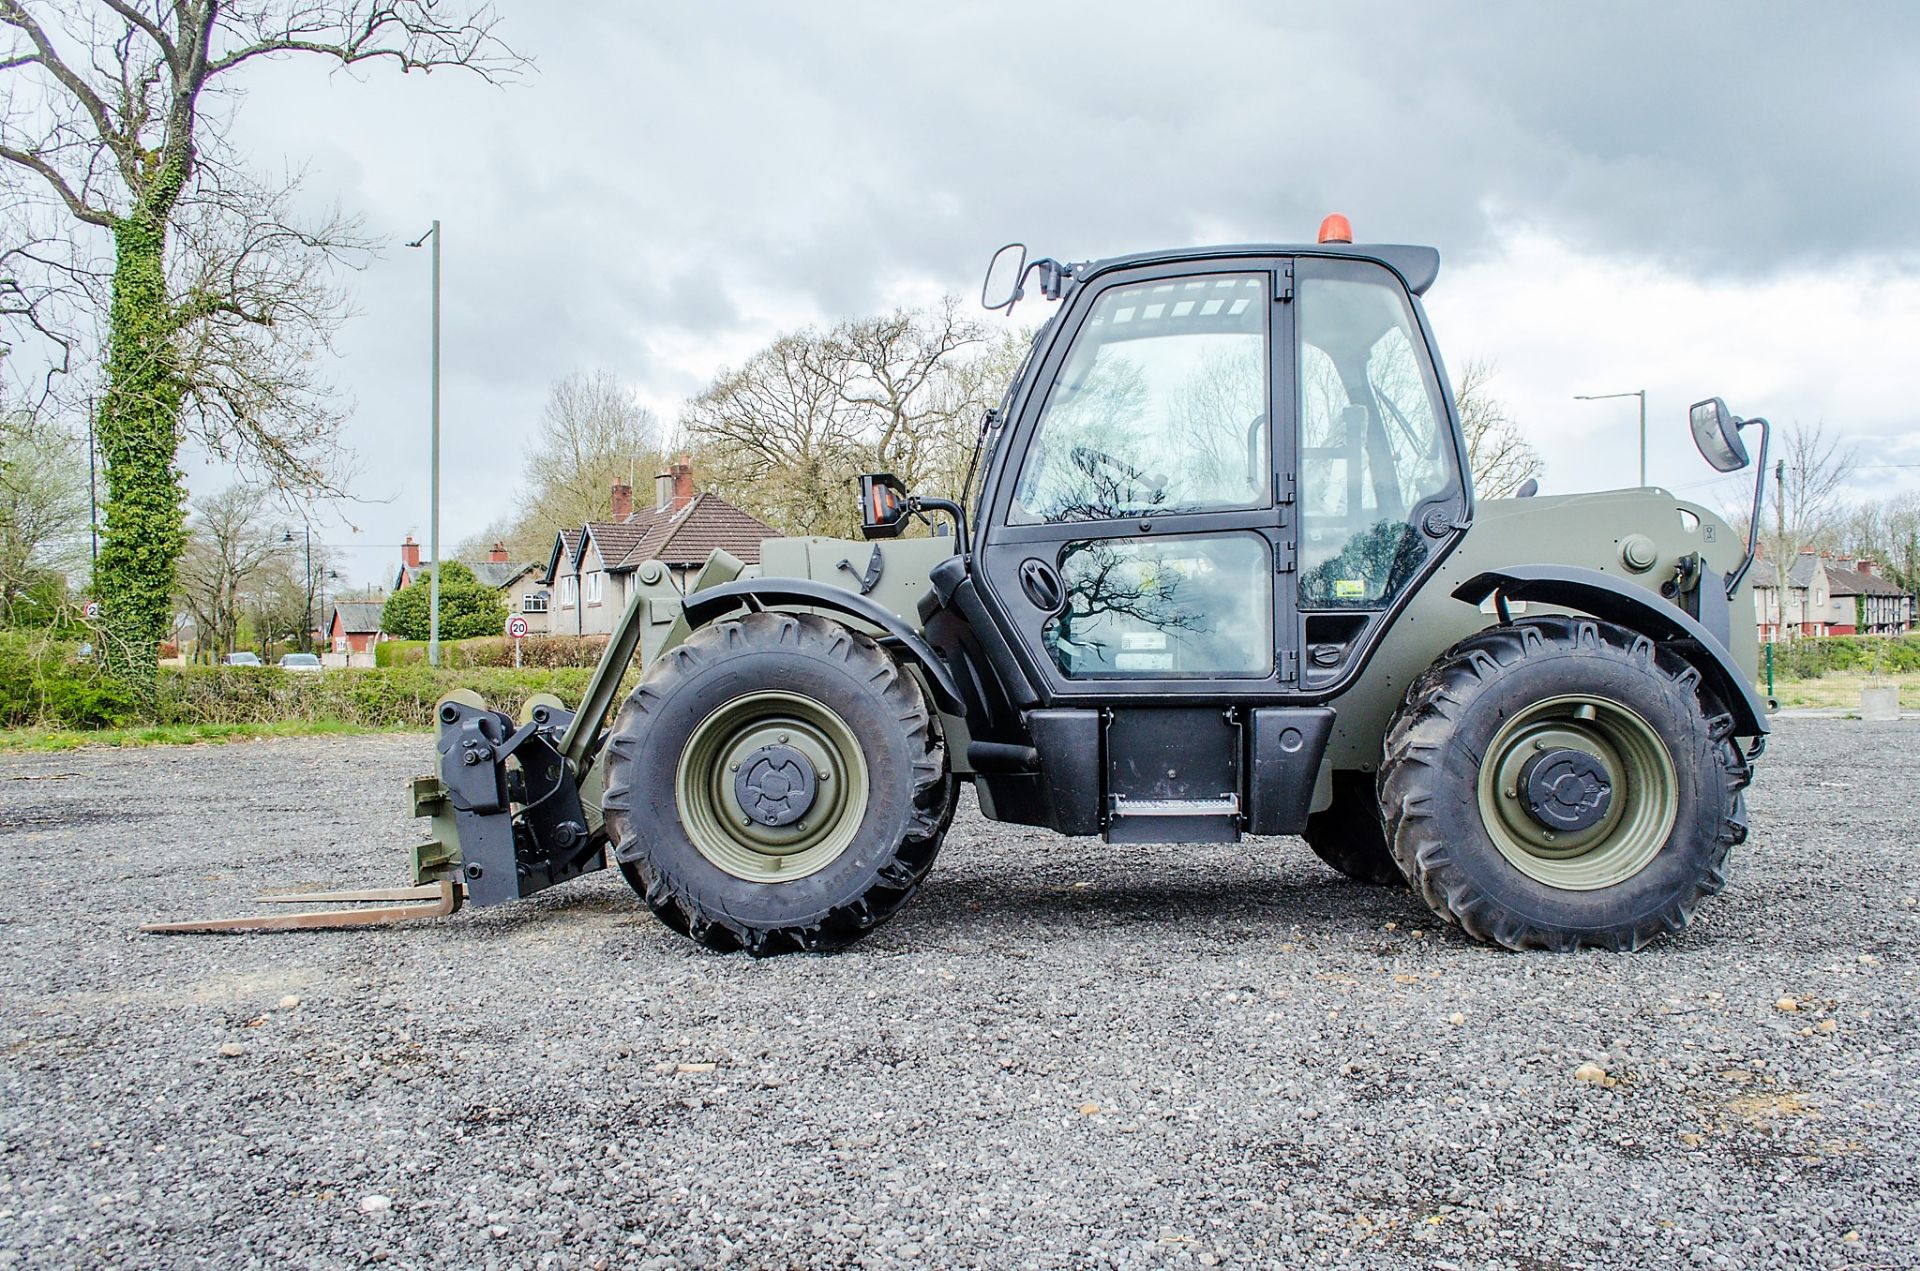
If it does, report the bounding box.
[524,591,549,614]
[586,572,603,606]
[560,577,577,608]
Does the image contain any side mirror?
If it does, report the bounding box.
[858,473,912,539]
[981,243,1027,312]
[1689,397,1750,472]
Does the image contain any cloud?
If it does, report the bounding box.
[183,0,1919,588]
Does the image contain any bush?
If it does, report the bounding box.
[379,562,508,641]
[150,665,598,728]
[0,632,140,728]
[1761,634,1920,680]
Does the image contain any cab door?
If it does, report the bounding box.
[975,260,1294,702]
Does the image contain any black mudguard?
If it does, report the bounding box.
[1453,565,1769,739]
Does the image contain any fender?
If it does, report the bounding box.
[681,578,966,715]
[1453,565,1769,739]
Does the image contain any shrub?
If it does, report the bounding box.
[379,561,508,641]
[151,665,597,729]
[376,634,608,669]
[0,632,140,728]
[1761,634,1920,680]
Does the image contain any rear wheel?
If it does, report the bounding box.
[1380,616,1751,951]
[1303,771,1403,886]
[601,611,952,955]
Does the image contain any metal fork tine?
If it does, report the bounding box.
[140,881,462,934]
[254,884,446,904]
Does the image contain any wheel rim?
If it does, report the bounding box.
[1475,693,1677,891]
[675,691,870,883]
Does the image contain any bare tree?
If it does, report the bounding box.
[174,481,286,659]
[680,298,997,537]
[1772,421,1860,563]
[515,369,662,543]
[0,1,522,689]
[0,402,88,619]
[1453,359,1542,499]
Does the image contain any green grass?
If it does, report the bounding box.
[0,719,424,753]
[1767,670,1918,711]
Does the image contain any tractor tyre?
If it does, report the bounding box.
[1303,771,1404,886]
[1380,615,1751,952]
[601,611,951,956]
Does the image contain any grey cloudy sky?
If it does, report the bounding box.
[193,0,1920,587]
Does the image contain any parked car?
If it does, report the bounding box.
[278,653,323,672]
[223,651,263,667]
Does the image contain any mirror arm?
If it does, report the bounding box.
[1724,417,1771,599]
[911,495,968,548]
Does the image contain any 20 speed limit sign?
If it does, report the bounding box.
[506,615,529,640]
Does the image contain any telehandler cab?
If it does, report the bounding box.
[146,217,1771,953]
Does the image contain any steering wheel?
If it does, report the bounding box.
[1071,445,1167,496]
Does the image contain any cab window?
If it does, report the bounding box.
[1296,265,1457,608]
[1012,273,1270,524]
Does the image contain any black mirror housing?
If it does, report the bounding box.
[1689,397,1750,472]
[981,243,1027,312]
[858,473,912,539]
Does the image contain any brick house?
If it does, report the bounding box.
[393,537,551,635]
[542,459,776,637]
[327,601,386,664]
[1751,549,1915,637]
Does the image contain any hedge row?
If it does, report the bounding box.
[374,634,610,669]
[1,633,600,730]
[1760,634,1920,680]
[154,665,598,728]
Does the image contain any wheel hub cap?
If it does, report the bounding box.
[1521,747,1614,832]
[733,743,817,827]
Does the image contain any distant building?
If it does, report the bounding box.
[328,602,386,658]
[541,459,776,637]
[1751,549,1914,638]
[393,538,550,635]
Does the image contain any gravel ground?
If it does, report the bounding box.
[1,717,1915,1270]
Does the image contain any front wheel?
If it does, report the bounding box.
[601,612,952,956]
[1380,616,1751,951]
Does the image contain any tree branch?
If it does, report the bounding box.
[0,2,127,155]
[0,142,114,225]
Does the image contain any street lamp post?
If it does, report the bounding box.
[1574,390,1647,487]
[283,526,313,650]
[407,220,443,667]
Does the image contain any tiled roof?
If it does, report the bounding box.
[543,530,584,585]
[465,559,538,589]
[332,602,385,634]
[410,560,539,590]
[543,494,776,581]
[1764,552,1912,598]
[615,493,775,568]
[1826,562,1908,598]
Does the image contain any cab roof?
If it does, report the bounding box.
[1078,243,1441,296]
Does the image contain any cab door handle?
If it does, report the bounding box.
[1018,558,1065,614]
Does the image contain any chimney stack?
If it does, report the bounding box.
[611,481,633,520]
[402,535,420,569]
[1858,558,1876,576]
[655,470,674,510]
[489,541,509,563]
[671,455,694,510]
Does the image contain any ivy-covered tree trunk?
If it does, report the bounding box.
[94,196,187,695]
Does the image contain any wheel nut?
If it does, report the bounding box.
[778,734,789,744]
[819,769,831,782]
[1503,787,1517,799]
